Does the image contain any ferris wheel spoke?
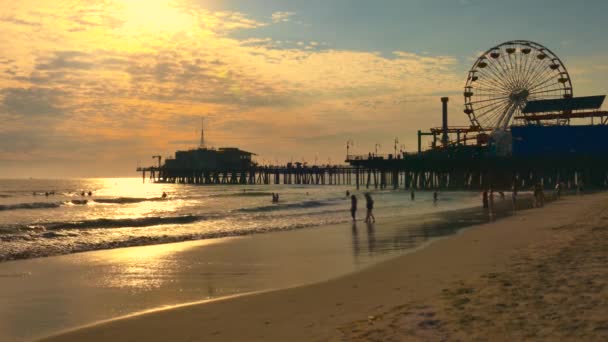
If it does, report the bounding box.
[526,70,554,91]
[524,57,554,89]
[474,83,509,96]
[486,59,516,90]
[495,55,519,90]
[525,64,554,89]
[475,70,511,92]
[479,60,514,90]
[528,88,566,96]
[503,49,519,87]
[529,80,563,93]
[468,94,511,104]
[475,99,511,118]
[474,81,509,95]
[471,97,511,112]
[495,102,516,128]
[519,50,535,90]
[481,103,512,128]
[475,101,511,121]
[528,73,561,92]
[522,53,549,89]
[515,47,529,88]
[476,69,510,92]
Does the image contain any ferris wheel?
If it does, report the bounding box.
[464,40,573,130]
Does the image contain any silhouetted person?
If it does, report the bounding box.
[410,189,415,201]
[499,191,505,200]
[364,193,375,223]
[489,189,495,209]
[88,191,92,196]
[533,183,544,207]
[80,191,85,197]
[433,191,438,202]
[482,190,489,209]
[555,183,561,199]
[161,192,167,199]
[350,195,357,221]
[346,190,350,198]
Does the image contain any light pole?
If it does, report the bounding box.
[375,143,381,156]
[394,137,399,156]
[346,139,354,161]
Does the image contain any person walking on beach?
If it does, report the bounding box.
[555,182,562,199]
[350,194,357,221]
[511,184,518,209]
[482,190,489,209]
[533,183,544,207]
[364,193,375,223]
[410,188,415,201]
[433,191,438,203]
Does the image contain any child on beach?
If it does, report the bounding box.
[364,193,375,223]
[350,195,357,221]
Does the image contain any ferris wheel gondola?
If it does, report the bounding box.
[464,40,573,130]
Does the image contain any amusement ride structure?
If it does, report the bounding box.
[464,40,573,130]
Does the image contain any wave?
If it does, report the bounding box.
[210,191,274,198]
[92,197,166,204]
[0,216,352,262]
[0,202,63,211]
[39,214,210,230]
[237,200,334,213]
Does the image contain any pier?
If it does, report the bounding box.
[138,40,608,192]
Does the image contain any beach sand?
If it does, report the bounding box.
[43,193,608,341]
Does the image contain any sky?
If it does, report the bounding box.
[1,0,608,177]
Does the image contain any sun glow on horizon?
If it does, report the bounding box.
[117,0,197,35]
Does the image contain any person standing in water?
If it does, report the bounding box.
[410,188,415,201]
[364,193,375,223]
[350,194,357,221]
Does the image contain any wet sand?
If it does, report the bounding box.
[42,192,608,341]
[1,196,503,342]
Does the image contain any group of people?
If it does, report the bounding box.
[481,189,506,209]
[349,191,375,223]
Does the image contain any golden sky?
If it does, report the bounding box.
[1,0,606,177]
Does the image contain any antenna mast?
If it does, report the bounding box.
[199,117,205,149]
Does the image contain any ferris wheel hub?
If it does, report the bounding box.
[509,89,529,102]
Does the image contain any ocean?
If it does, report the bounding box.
[0,178,483,262]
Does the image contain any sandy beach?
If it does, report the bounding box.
[42,192,608,341]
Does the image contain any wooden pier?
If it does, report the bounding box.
[138,165,358,186]
[138,148,608,191]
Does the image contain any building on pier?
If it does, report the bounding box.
[164,147,256,171]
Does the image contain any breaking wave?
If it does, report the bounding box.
[0,202,63,211]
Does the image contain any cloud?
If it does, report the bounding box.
[0,0,465,176]
[271,11,295,23]
[1,87,64,116]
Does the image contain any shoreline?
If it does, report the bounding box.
[41,192,607,341]
[1,195,506,342]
